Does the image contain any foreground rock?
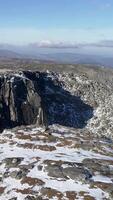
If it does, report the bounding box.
[0,126,113,200]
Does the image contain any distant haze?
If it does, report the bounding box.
[0,44,113,68]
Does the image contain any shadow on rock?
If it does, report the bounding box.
[32,71,94,129]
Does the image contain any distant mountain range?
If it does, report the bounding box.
[0,48,113,67]
[0,49,23,59]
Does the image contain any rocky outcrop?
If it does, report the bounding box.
[0,71,93,131]
[0,72,44,130]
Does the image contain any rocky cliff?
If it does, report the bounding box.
[0,71,43,130]
[0,69,113,138]
[0,71,93,131]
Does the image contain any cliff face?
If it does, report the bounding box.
[0,69,113,138]
[0,72,44,129]
[0,71,93,131]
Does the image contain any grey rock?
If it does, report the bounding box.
[10,169,28,179]
[3,157,23,167]
[45,162,93,182]
[37,165,43,171]
[100,165,110,176]
[3,171,10,178]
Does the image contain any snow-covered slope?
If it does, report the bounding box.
[0,125,113,200]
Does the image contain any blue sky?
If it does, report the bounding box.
[0,0,113,44]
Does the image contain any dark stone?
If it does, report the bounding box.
[24,196,36,200]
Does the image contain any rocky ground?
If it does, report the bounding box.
[0,62,113,199]
[0,125,113,200]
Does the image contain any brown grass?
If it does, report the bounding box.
[0,187,5,194]
[16,188,33,194]
[66,191,77,200]
[41,188,63,199]
[16,132,32,140]
[37,145,56,151]
[21,177,45,186]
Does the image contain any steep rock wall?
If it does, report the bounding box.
[0,71,93,131]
